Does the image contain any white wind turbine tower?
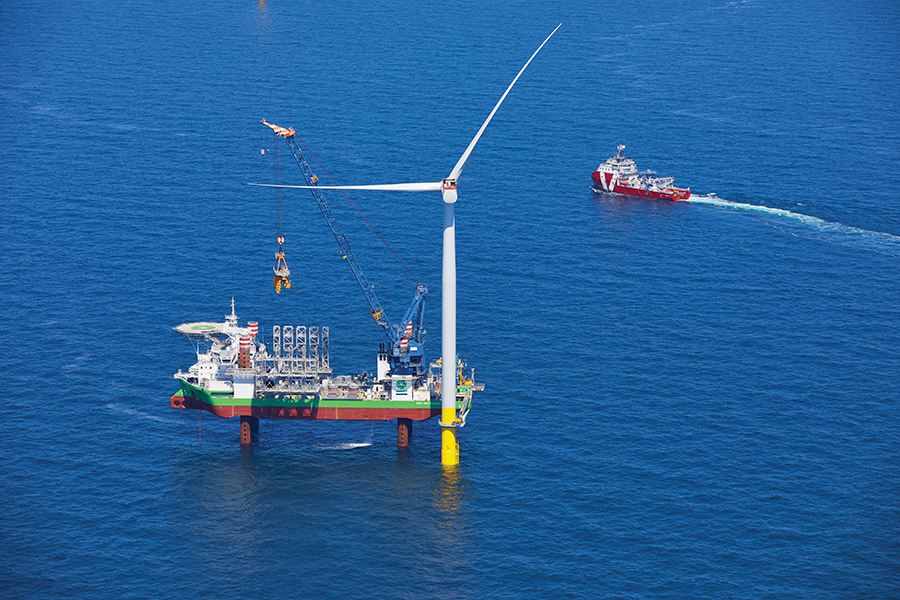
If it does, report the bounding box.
[257,24,560,465]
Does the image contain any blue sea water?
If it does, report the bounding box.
[2,0,899,598]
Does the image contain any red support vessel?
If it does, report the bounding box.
[591,145,690,200]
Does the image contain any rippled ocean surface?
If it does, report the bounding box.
[2,1,899,598]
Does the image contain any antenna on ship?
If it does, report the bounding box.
[251,24,560,466]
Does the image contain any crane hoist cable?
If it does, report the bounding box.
[270,130,291,293]
[292,135,421,287]
[274,132,284,242]
[260,120,428,375]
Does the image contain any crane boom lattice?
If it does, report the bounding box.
[261,120,428,374]
[262,121,390,330]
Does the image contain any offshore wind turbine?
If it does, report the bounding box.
[254,24,560,466]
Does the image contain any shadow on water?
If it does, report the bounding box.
[165,436,477,597]
[432,466,471,556]
[435,466,466,517]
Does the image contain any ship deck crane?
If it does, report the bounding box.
[261,120,428,375]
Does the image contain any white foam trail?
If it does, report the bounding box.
[314,423,376,450]
[314,442,372,450]
[685,194,900,256]
[316,424,376,450]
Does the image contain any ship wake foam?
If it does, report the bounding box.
[314,424,375,450]
[685,194,900,257]
[314,442,373,450]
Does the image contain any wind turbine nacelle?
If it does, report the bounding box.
[442,179,458,203]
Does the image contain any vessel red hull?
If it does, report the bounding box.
[591,171,690,201]
[171,393,440,421]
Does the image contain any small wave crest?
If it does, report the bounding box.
[106,403,185,425]
[685,194,900,256]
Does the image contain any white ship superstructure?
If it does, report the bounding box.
[173,300,448,402]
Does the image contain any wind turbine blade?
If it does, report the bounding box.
[249,182,443,192]
[448,23,561,181]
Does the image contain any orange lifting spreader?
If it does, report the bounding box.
[273,235,291,293]
[262,120,295,138]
